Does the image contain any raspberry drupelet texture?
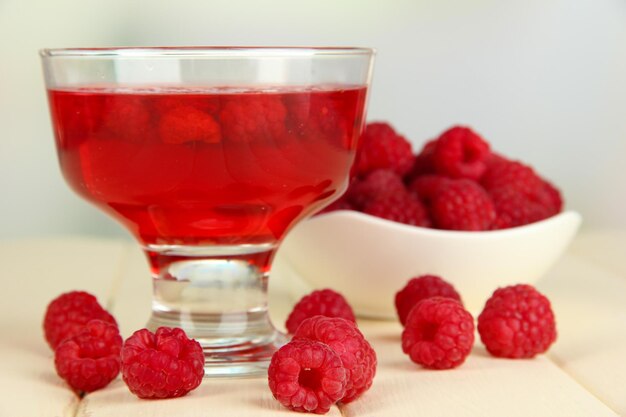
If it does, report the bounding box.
[407,174,453,204]
[478,284,557,358]
[402,297,475,370]
[268,339,347,414]
[286,289,356,334]
[294,316,377,403]
[363,191,431,227]
[481,159,563,228]
[44,291,117,349]
[54,319,122,393]
[430,180,496,231]
[347,169,406,210]
[432,126,491,180]
[354,122,415,177]
[121,327,204,399]
[395,275,463,326]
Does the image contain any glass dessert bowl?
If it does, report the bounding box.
[41,46,374,377]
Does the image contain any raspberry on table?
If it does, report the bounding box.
[363,191,431,227]
[432,126,491,180]
[478,284,557,358]
[402,297,475,370]
[44,291,117,349]
[54,319,122,393]
[159,106,221,144]
[121,327,204,399]
[219,95,287,142]
[407,174,453,204]
[395,275,463,326]
[347,169,406,210]
[294,316,377,403]
[285,289,356,334]
[354,122,415,177]
[430,179,496,231]
[268,338,347,414]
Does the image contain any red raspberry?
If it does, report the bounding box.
[489,187,554,229]
[402,297,475,369]
[432,126,491,180]
[363,191,431,227]
[54,319,122,393]
[430,180,495,231]
[478,284,557,358]
[481,159,544,197]
[407,175,453,204]
[121,327,204,399]
[219,95,287,142]
[540,179,563,214]
[285,289,356,334]
[268,339,347,414]
[395,275,463,326]
[355,123,415,176]
[44,291,117,349]
[347,169,406,209]
[159,106,221,144]
[406,139,437,181]
[293,316,377,403]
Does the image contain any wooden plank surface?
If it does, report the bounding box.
[540,254,626,415]
[0,235,624,417]
[0,238,128,417]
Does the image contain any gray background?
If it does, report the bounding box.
[1,0,624,239]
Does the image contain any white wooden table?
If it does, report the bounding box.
[1,231,624,417]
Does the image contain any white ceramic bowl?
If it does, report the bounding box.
[274,210,582,318]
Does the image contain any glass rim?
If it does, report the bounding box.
[40,46,375,58]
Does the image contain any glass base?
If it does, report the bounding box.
[147,311,288,377]
[144,243,288,377]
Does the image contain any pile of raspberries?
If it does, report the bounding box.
[324,123,563,230]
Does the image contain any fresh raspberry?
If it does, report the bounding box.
[219,95,287,142]
[407,175,453,204]
[54,319,122,393]
[159,106,221,144]
[294,316,377,403]
[481,159,544,197]
[395,275,463,326]
[401,297,474,369]
[268,339,347,414]
[121,327,204,399]
[540,180,564,214]
[285,289,356,334]
[355,122,415,176]
[478,284,557,358]
[489,187,554,229]
[44,291,117,349]
[347,169,406,209]
[432,126,491,180]
[406,139,437,181]
[430,180,495,231]
[363,191,431,227]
